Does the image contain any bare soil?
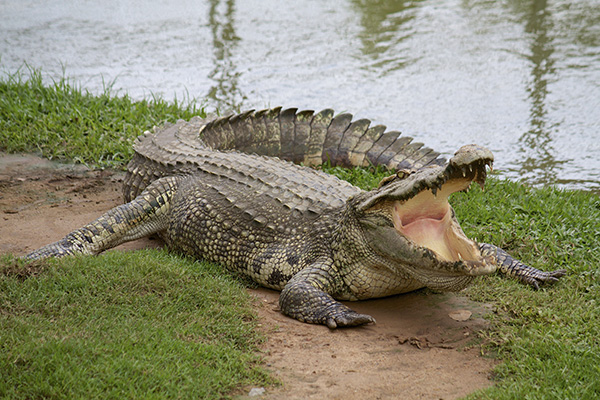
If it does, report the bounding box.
[0,153,497,399]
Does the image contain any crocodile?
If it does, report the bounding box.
[25,107,566,328]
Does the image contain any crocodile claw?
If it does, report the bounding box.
[528,269,567,290]
[326,311,376,329]
[479,243,567,290]
[279,278,377,328]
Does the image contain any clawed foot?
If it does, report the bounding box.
[325,310,375,329]
[279,278,377,328]
[527,269,567,290]
[24,237,83,261]
[480,243,568,290]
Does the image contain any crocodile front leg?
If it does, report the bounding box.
[480,243,566,289]
[279,262,375,328]
[25,177,180,260]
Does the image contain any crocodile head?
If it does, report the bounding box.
[348,144,496,292]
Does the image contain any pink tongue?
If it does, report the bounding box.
[406,217,442,237]
[394,211,455,262]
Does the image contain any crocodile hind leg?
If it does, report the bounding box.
[25,177,180,261]
[480,243,566,289]
[279,262,375,328]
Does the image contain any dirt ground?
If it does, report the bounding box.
[0,153,497,399]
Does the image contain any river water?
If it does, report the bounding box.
[1,0,599,192]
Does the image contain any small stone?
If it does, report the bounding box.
[248,387,266,397]
[449,310,472,321]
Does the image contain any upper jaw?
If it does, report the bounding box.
[445,144,494,192]
[353,144,494,212]
[418,144,494,197]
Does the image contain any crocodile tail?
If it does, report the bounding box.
[199,107,445,170]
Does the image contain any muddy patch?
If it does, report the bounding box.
[0,153,497,399]
[250,288,495,400]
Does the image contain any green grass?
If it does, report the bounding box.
[1,69,600,399]
[454,181,600,399]
[0,251,271,399]
[0,66,205,167]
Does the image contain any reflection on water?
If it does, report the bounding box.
[351,0,421,74]
[207,0,244,110]
[0,0,598,192]
[519,0,563,186]
[507,0,600,190]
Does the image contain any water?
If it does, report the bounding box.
[1,0,599,192]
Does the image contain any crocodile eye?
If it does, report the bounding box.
[396,169,415,180]
[377,169,415,189]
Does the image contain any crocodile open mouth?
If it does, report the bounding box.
[358,144,493,266]
[391,178,479,262]
[388,146,493,264]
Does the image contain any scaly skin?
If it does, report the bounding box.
[25,108,566,328]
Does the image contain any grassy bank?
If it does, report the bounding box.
[0,252,270,399]
[0,68,204,167]
[455,181,600,398]
[1,70,600,399]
